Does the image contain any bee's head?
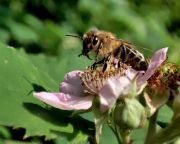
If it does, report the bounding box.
[66,31,99,60]
[79,30,101,60]
[66,29,114,60]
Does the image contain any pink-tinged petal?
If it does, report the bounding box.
[99,76,131,112]
[138,48,168,85]
[60,70,84,97]
[125,68,138,80]
[63,70,83,85]
[33,92,93,110]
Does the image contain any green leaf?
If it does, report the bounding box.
[100,124,118,144]
[131,128,147,144]
[55,131,89,144]
[0,139,39,144]
[6,20,38,44]
[0,28,10,43]
[158,105,173,124]
[0,126,11,139]
[0,43,73,139]
[27,48,91,83]
[54,114,94,144]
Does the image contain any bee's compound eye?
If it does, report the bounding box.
[92,36,98,46]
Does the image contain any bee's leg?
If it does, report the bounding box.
[118,60,121,68]
[91,62,97,70]
[102,55,112,72]
[102,63,107,72]
[106,54,111,62]
[91,61,101,70]
[91,58,106,70]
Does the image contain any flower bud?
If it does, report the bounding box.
[114,98,146,130]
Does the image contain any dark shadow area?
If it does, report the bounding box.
[157,121,169,128]
[27,83,47,95]
[23,103,95,142]
[31,83,47,92]
[4,126,55,144]
[51,114,95,143]
[23,103,70,126]
[23,76,48,94]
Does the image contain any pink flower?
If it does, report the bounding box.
[137,47,169,115]
[137,47,168,85]
[33,48,168,112]
[33,71,94,110]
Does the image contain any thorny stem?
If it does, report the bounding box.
[145,111,158,144]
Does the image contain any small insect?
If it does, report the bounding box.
[66,29,148,71]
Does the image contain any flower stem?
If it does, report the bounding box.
[108,123,122,144]
[146,114,180,143]
[145,111,158,144]
[120,129,131,144]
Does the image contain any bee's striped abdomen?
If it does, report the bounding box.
[113,44,148,71]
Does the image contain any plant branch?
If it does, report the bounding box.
[145,111,158,144]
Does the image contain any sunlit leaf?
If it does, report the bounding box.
[0,43,73,139]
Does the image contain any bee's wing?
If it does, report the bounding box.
[118,38,152,52]
[118,39,137,50]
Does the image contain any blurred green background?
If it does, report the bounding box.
[0,0,180,62]
[0,0,180,143]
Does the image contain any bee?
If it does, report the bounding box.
[66,29,148,71]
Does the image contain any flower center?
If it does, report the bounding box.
[80,62,129,94]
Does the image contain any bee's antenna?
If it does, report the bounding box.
[65,34,83,40]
